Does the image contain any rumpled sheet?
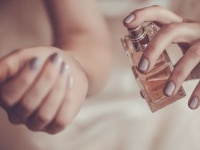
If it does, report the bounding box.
[1,0,200,150]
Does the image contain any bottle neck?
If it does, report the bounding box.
[128,26,147,42]
[127,26,149,51]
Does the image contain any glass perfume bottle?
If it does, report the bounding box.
[121,22,186,112]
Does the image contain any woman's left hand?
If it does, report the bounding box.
[0,46,88,134]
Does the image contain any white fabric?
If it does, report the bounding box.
[1,0,200,150]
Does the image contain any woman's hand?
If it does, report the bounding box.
[123,5,200,110]
[0,46,88,134]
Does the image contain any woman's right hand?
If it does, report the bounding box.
[123,5,200,110]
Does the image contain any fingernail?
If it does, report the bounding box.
[124,14,135,24]
[67,75,74,89]
[164,81,175,96]
[29,57,41,71]
[189,96,199,109]
[50,53,62,65]
[60,62,70,74]
[138,57,149,72]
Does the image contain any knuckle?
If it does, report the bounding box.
[163,24,177,32]
[37,112,52,124]
[162,24,180,41]
[20,101,34,114]
[0,92,15,107]
[54,117,71,130]
[53,121,65,130]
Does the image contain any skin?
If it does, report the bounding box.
[123,5,200,110]
[0,0,113,134]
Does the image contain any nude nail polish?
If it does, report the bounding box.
[164,81,175,96]
[189,96,199,109]
[121,22,186,112]
[29,57,41,71]
[50,53,62,65]
[138,57,149,72]
[124,14,135,24]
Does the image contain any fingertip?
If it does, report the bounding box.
[123,15,141,30]
[28,57,42,71]
[123,14,135,26]
[188,96,199,110]
[138,57,149,72]
[164,81,176,97]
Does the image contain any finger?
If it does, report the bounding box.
[188,63,200,80]
[188,81,200,109]
[44,76,75,134]
[12,53,63,122]
[164,41,200,96]
[26,62,70,131]
[0,46,60,84]
[137,22,200,73]
[0,57,42,108]
[123,5,183,28]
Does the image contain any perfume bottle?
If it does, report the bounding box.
[121,22,186,112]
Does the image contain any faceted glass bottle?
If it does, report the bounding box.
[121,23,186,112]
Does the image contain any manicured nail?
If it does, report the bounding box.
[67,75,74,89]
[124,14,135,24]
[138,57,149,72]
[189,96,199,109]
[50,53,62,65]
[164,81,175,96]
[29,57,41,71]
[60,62,70,74]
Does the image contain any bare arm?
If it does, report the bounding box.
[44,0,113,96]
[0,0,113,134]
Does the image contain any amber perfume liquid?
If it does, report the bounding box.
[121,23,186,112]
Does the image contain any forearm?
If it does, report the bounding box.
[44,0,113,97]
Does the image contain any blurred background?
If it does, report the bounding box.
[0,0,200,150]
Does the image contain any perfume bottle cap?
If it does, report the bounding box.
[128,26,144,38]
